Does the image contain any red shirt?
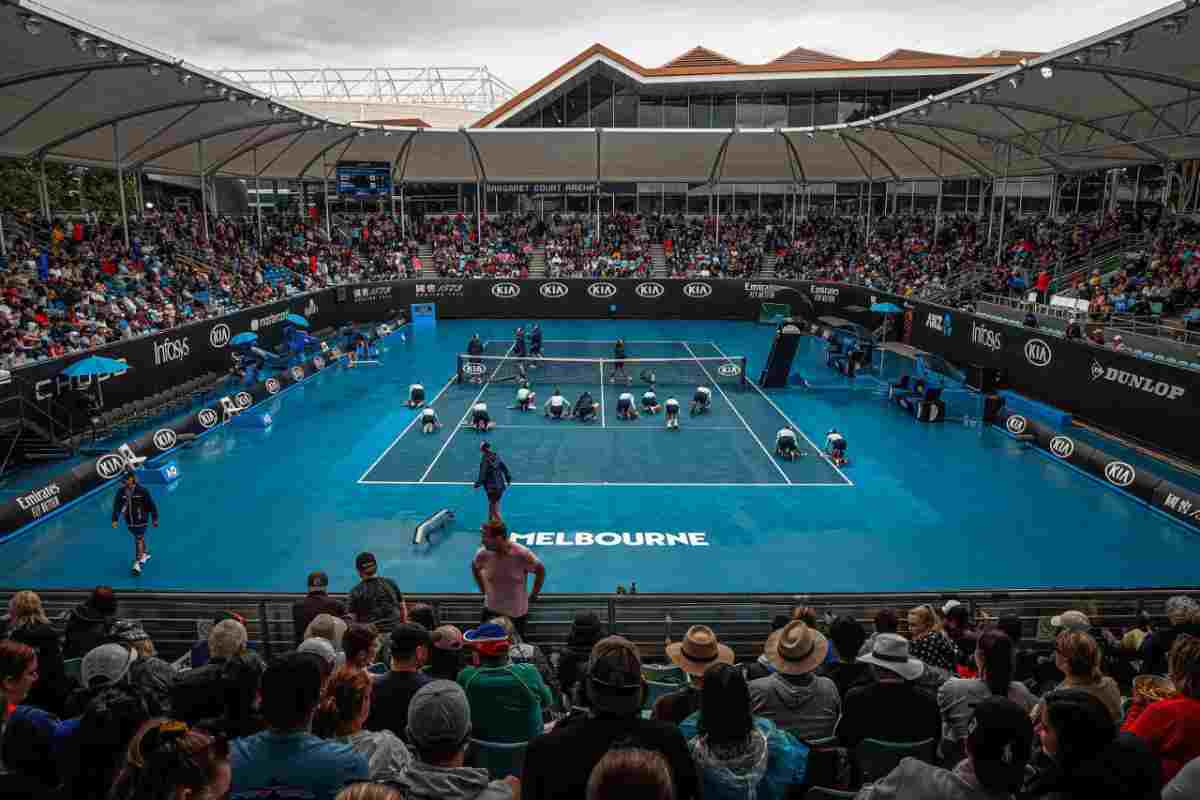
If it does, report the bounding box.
[1122,694,1200,784]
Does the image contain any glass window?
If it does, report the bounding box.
[541,97,564,127]
[734,184,757,213]
[736,93,762,128]
[615,193,636,213]
[864,90,888,120]
[838,85,865,123]
[664,187,686,213]
[639,95,663,128]
[690,96,711,128]
[890,86,921,112]
[589,76,613,127]
[565,83,590,127]
[762,95,787,128]
[762,189,784,215]
[714,95,736,128]
[787,92,812,127]
[613,86,638,126]
[566,194,589,213]
[663,96,688,128]
[813,90,838,126]
[688,192,710,215]
[639,186,662,214]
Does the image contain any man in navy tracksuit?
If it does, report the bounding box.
[112,469,159,575]
[474,442,512,523]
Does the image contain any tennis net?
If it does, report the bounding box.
[457,354,748,387]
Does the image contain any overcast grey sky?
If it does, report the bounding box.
[53,0,1169,91]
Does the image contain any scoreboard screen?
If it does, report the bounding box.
[335,161,392,198]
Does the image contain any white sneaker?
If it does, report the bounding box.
[139,553,151,565]
[132,561,142,575]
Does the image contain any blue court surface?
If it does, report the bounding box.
[3,318,1199,594]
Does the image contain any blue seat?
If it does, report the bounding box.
[470,738,527,779]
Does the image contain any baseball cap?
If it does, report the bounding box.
[297,637,338,670]
[307,571,329,589]
[81,643,137,688]
[463,622,508,644]
[586,635,644,715]
[407,680,472,751]
[108,620,150,643]
[355,552,377,571]
[1050,610,1091,629]
[390,622,432,652]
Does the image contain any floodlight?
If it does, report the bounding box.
[1040,65,1054,79]
[21,14,43,36]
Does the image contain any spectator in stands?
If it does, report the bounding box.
[1044,629,1121,722]
[293,570,347,647]
[1023,310,1039,328]
[427,625,466,681]
[681,662,807,798]
[0,640,38,733]
[343,623,381,674]
[299,636,341,685]
[1123,634,1200,785]
[555,611,602,709]
[409,603,438,632]
[818,616,874,699]
[941,601,978,667]
[364,623,432,739]
[109,718,231,800]
[472,520,546,639]
[855,697,1034,800]
[189,611,248,668]
[314,666,413,783]
[230,652,369,800]
[491,615,560,704]
[0,703,61,796]
[1140,595,1200,677]
[349,552,408,644]
[522,635,699,800]
[860,608,900,657]
[337,785,405,800]
[458,621,553,742]
[0,589,69,714]
[654,625,735,725]
[908,604,957,673]
[837,633,940,750]
[998,614,1039,688]
[747,620,840,741]
[394,680,518,800]
[1164,755,1200,799]
[587,747,675,800]
[63,584,118,659]
[108,619,177,716]
[1025,689,1161,799]
[171,618,266,737]
[938,629,1038,761]
[743,614,794,682]
[306,613,349,657]
[1065,314,1084,340]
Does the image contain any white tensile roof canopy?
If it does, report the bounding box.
[1,0,1199,186]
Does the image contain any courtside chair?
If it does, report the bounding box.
[854,737,936,785]
[470,738,527,779]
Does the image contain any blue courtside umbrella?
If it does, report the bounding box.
[285,314,309,328]
[61,355,130,406]
[230,332,258,346]
[870,302,903,314]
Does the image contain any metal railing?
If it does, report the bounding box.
[1106,315,1200,348]
[1050,232,1146,293]
[0,378,79,477]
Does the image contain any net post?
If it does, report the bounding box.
[456,354,464,384]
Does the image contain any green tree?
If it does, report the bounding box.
[0,157,138,219]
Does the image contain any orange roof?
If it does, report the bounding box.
[474,43,1026,128]
[879,48,955,62]
[771,46,844,66]
[663,46,741,69]
[360,117,431,128]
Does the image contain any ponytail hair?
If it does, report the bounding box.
[109,718,229,800]
[313,666,372,738]
[967,697,1033,795]
[977,628,1014,697]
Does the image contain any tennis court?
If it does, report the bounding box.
[359,340,850,487]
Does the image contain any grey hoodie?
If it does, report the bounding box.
[747,672,840,741]
[395,760,515,800]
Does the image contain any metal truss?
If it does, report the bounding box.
[215,67,516,112]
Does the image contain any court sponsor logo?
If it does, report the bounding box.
[313,356,326,370]
[235,391,253,409]
[415,283,464,297]
[1089,359,1185,400]
[508,531,710,547]
[717,363,742,377]
[152,428,177,452]
[491,282,521,299]
[812,286,839,303]
[540,281,569,299]
[1005,414,1028,435]
[153,335,191,366]
[588,282,617,299]
[463,363,487,377]
[353,286,393,303]
[971,321,1003,352]
[209,324,230,348]
[925,312,952,336]
[635,282,665,299]
[1104,461,1136,488]
[291,366,305,381]
[264,378,281,395]
[15,483,60,518]
[744,282,793,300]
[1049,435,1075,459]
[683,282,713,299]
[197,408,219,429]
[305,298,318,317]
[95,453,126,480]
[1024,338,1053,367]
[250,310,288,332]
[1161,492,1200,519]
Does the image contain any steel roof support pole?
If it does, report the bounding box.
[995,144,1012,268]
[865,153,875,252]
[986,180,995,246]
[113,123,129,250]
[198,141,210,243]
[0,209,6,258]
[38,159,50,222]
[321,150,331,241]
[254,150,263,246]
[1133,166,1142,207]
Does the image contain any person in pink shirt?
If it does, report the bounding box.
[470,520,545,639]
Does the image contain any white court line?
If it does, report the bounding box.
[360,480,852,487]
[455,424,748,431]
[683,342,791,485]
[599,361,606,428]
[540,339,689,344]
[710,342,855,487]
[356,374,456,483]
[419,344,514,482]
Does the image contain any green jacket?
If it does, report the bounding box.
[458,662,553,743]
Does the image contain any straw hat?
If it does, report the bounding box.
[764,620,828,675]
[665,625,734,676]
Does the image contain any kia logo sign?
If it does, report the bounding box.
[1104,461,1136,487]
[635,282,665,299]
[209,324,230,348]
[96,454,126,480]
[291,366,305,381]
[313,356,326,370]
[717,363,741,377]
[197,409,219,429]
[1005,415,1028,435]
[265,378,281,395]
[539,282,568,299]
[235,392,253,409]
[1049,435,1075,459]
[463,363,487,376]
[152,429,177,451]
[491,282,521,299]
[588,282,617,299]
[1024,338,1053,367]
[683,282,713,299]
